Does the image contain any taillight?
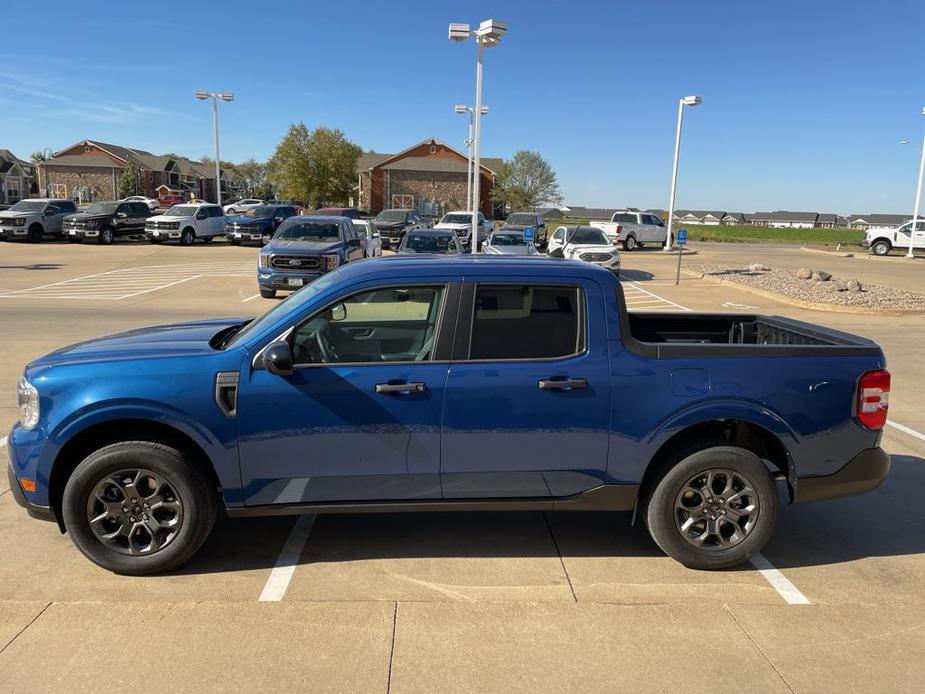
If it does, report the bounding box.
[857,369,890,430]
[616,224,623,234]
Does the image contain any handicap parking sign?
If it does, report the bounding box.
[677,228,688,245]
[523,226,535,241]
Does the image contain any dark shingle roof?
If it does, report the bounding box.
[752,211,818,223]
[849,213,908,226]
[44,154,126,168]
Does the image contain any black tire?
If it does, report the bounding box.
[228,238,240,246]
[61,441,218,575]
[180,228,196,246]
[871,240,891,256]
[622,235,637,251]
[67,236,82,244]
[28,224,43,243]
[643,445,777,570]
[148,238,163,245]
[98,227,114,245]
[259,287,276,298]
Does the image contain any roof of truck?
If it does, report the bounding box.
[336,254,616,281]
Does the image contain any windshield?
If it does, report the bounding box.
[506,214,536,225]
[276,222,342,242]
[9,200,46,212]
[568,228,610,245]
[85,202,119,215]
[401,233,458,254]
[375,210,407,222]
[245,206,276,218]
[491,232,527,246]
[225,271,342,348]
[440,214,471,225]
[163,205,198,217]
[353,221,373,236]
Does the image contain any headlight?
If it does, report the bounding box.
[323,254,340,271]
[17,377,39,430]
[12,217,26,226]
[258,254,269,268]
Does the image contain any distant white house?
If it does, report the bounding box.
[847,214,908,230]
[751,211,818,228]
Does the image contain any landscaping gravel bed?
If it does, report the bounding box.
[687,263,925,311]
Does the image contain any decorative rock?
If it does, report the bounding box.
[847,278,863,292]
[748,263,771,272]
[812,271,832,282]
[796,268,813,280]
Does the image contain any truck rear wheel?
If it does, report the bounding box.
[643,445,777,570]
[61,441,218,575]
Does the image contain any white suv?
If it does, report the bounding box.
[145,203,226,245]
[223,198,264,215]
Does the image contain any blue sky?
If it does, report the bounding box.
[3,0,923,213]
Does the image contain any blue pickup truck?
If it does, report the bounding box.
[8,256,890,575]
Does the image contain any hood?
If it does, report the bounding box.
[264,239,343,253]
[0,210,30,220]
[501,223,528,231]
[484,244,533,255]
[565,243,618,256]
[227,214,272,225]
[148,213,191,223]
[374,220,410,230]
[434,222,470,231]
[29,318,247,369]
[65,212,112,221]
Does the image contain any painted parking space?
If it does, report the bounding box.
[0,261,254,300]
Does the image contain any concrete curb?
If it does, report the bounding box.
[799,246,856,258]
[681,269,925,316]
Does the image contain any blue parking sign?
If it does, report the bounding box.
[523,226,535,241]
[677,228,688,245]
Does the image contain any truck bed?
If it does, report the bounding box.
[623,311,881,358]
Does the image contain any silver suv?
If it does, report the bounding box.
[0,198,79,242]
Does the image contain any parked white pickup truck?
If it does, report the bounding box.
[592,210,669,251]
[864,218,925,256]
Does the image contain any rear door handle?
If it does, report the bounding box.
[375,382,426,395]
[538,378,588,391]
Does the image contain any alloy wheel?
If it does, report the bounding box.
[673,468,760,551]
[86,468,184,555]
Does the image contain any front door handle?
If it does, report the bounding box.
[538,377,588,391]
[375,382,426,395]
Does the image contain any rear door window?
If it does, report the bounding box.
[468,285,583,360]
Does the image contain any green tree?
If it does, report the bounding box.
[118,159,143,198]
[267,123,361,207]
[235,158,272,198]
[494,150,563,211]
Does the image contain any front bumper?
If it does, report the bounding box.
[794,446,890,503]
[65,227,100,239]
[258,269,325,291]
[146,229,181,241]
[0,226,29,239]
[7,460,56,523]
[228,230,268,244]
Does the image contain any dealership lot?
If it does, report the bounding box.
[1,240,924,692]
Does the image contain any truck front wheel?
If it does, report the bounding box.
[622,235,637,251]
[643,445,777,570]
[871,240,891,256]
[61,441,218,575]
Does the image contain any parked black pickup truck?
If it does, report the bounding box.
[64,201,152,244]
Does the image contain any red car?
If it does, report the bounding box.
[158,194,186,207]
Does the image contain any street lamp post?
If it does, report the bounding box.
[42,147,53,198]
[664,95,702,251]
[195,90,234,206]
[907,106,925,259]
[454,104,489,213]
[450,19,507,254]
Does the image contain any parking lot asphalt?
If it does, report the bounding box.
[1,239,924,692]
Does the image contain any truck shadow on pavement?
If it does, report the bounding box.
[615,269,654,282]
[0,263,64,271]
[172,453,925,577]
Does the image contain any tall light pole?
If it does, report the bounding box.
[195,90,234,205]
[450,19,507,254]
[664,95,702,251]
[454,104,489,212]
[42,147,53,198]
[906,106,925,259]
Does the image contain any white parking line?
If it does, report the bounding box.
[623,282,691,312]
[258,514,316,602]
[0,436,7,448]
[749,552,811,604]
[0,262,254,301]
[887,419,925,444]
[241,293,261,303]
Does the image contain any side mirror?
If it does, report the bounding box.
[117,212,127,219]
[348,238,361,248]
[372,232,380,238]
[264,340,294,376]
[330,303,347,322]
